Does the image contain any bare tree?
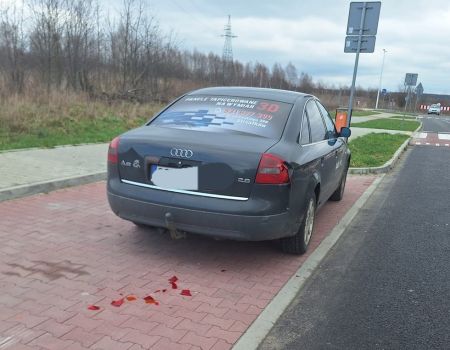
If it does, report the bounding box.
[0,3,27,93]
[63,0,95,92]
[29,0,65,93]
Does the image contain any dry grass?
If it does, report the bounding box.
[0,91,163,150]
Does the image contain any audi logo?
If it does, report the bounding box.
[170,148,194,158]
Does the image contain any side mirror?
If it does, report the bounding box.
[339,127,351,138]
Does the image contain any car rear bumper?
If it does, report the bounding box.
[107,189,294,241]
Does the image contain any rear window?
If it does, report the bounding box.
[149,95,293,139]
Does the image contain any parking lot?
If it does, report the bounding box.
[0,176,374,350]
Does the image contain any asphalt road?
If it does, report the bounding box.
[420,115,450,133]
[259,126,450,349]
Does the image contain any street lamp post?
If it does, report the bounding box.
[375,48,387,109]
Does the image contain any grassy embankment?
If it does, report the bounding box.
[0,94,163,151]
[351,118,420,132]
[349,133,409,167]
[351,110,381,117]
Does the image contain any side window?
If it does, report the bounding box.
[306,100,327,143]
[299,113,310,145]
[316,101,337,137]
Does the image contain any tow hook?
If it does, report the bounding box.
[165,212,186,240]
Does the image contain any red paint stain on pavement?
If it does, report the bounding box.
[110,298,124,307]
[87,305,100,310]
[180,289,192,296]
[143,295,159,305]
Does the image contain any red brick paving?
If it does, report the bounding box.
[0,176,375,349]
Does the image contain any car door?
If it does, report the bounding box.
[316,100,347,189]
[303,99,336,204]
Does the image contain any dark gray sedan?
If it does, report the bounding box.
[107,87,351,254]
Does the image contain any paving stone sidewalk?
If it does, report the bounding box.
[0,144,108,191]
[0,176,375,349]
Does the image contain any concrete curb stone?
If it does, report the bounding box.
[0,171,106,202]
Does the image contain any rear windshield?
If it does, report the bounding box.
[149,95,293,139]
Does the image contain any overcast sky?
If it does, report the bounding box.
[138,0,449,95]
[3,0,447,94]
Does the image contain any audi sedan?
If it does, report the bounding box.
[107,87,351,254]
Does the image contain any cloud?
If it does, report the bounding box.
[114,0,450,94]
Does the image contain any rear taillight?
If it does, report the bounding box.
[108,136,120,164]
[255,153,290,184]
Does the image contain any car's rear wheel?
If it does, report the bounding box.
[330,164,349,201]
[281,192,316,255]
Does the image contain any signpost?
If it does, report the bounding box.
[414,82,423,113]
[404,73,419,115]
[345,2,381,127]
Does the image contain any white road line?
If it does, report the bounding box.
[436,144,440,146]
[426,142,430,145]
[418,132,428,139]
[445,144,449,147]
[438,133,450,140]
[415,142,421,145]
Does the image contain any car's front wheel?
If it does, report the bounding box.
[281,192,316,255]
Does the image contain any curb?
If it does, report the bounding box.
[0,172,106,202]
[0,142,109,154]
[348,122,422,175]
[232,174,385,350]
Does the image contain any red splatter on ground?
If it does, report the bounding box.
[170,282,177,289]
[126,295,137,301]
[143,295,159,306]
[111,298,125,307]
[180,289,192,296]
[168,276,178,283]
[87,305,100,311]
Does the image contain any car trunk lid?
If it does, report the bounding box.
[117,126,279,199]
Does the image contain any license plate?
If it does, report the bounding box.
[151,165,198,190]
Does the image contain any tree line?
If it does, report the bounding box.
[0,0,377,106]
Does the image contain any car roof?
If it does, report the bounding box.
[187,86,313,104]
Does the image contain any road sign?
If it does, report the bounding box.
[347,1,381,36]
[345,2,382,127]
[344,35,376,53]
[381,88,387,95]
[404,73,418,86]
[416,82,424,96]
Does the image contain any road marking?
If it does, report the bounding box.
[426,142,430,145]
[418,132,427,139]
[415,142,421,145]
[445,144,449,147]
[438,134,450,140]
[436,144,440,146]
[233,176,385,350]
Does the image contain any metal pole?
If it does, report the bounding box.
[347,2,367,127]
[403,85,409,122]
[375,48,386,109]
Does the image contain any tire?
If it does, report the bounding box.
[281,192,316,255]
[330,165,349,201]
